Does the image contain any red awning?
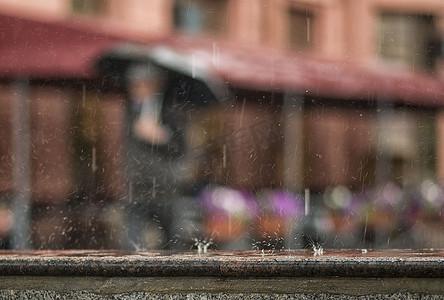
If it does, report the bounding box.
[0,14,129,79]
[1,13,443,107]
[144,35,444,107]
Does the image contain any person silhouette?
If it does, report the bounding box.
[123,64,178,250]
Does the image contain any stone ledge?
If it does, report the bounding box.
[2,290,443,300]
[1,276,444,296]
[0,249,443,278]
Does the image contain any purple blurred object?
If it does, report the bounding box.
[373,182,403,210]
[199,186,258,219]
[266,190,304,218]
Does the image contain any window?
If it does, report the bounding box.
[71,0,107,16]
[173,0,228,35]
[379,13,441,71]
[288,8,314,50]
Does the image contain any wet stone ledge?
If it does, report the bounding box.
[0,249,444,299]
[0,249,444,278]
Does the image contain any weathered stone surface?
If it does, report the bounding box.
[0,249,443,278]
[1,291,444,300]
[1,250,444,299]
[2,276,444,295]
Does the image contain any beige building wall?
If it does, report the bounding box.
[228,0,263,46]
[0,0,172,39]
[105,0,173,37]
[0,0,68,20]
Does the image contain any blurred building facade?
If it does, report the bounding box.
[2,0,444,66]
[1,0,444,249]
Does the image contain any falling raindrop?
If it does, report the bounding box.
[239,98,246,128]
[223,144,227,168]
[82,84,86,108]
[91,147,97,173]
[306,15,311,43]
[192,54,196,78]
[304,188,310,216]
[212,42,220,69]
[126,182,133,207]
[362,213,368,244]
